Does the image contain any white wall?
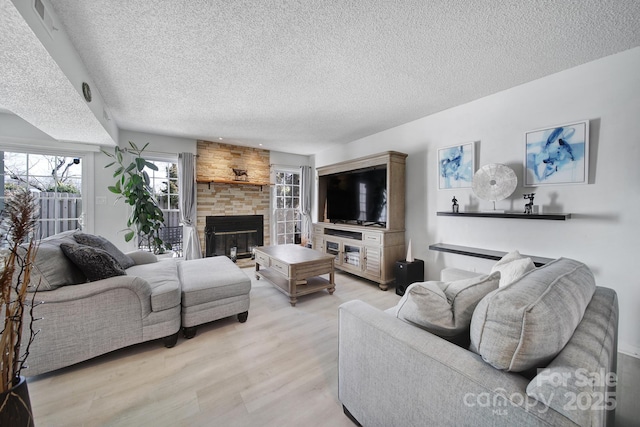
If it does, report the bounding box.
[315,47,640,356]
[270,150,311,168]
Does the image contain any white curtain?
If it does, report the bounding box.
[300,165,312,246]
[178,153,202,260]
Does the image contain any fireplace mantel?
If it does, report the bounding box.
[197,178,271,190]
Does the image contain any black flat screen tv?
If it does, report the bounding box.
[325,167,387,226]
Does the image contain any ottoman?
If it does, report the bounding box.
[178,256,251,338]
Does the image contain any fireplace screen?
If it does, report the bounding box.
[205,215,264,259]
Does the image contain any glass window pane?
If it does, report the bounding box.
[65,159,82,178]
[168,178,178,195]
[4,152,27,172]
[164,211,181,227]
[140,159,181,234]
[36,221,56,239]
[2,150,87,239]
[3,174,27,194]
[272,170,302,245]
[63,178,82,195]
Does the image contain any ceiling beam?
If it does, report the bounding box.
[0,0,117,146]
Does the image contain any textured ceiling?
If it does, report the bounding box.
[6,1,640,154]
[0,0,114,145]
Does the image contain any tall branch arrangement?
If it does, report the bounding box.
[103,141,169,254]
[0,190,40,392]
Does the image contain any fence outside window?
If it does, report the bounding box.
[2,151,83,239]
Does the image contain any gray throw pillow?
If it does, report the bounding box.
[60,243,126,282]
[73,233,135,269]
[393,272,500,337]
[470,258,596,372]
[22,229,86,291]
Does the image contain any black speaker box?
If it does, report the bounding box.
[395,259,424,296]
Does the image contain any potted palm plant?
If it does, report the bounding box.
[0,190,40,427]
[103,141,170,254]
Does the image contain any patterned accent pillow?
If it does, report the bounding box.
[73,233,135,269]
[60,243,126,282]
[393,272,500,337]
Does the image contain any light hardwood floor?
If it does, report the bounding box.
[28,268,401,427]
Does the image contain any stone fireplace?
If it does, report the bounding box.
[196,141,271,254]
[205,215,264,258]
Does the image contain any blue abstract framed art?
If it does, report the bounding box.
[524,120,589,186]
[438,141,475,190]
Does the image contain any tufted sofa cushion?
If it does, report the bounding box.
[470,258,596,372]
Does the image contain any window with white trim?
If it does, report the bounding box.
[141,159,182,254]
[1,150,83,239]
[273,170,301,245]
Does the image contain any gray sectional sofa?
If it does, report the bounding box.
[339,258,618,427]
[22,230,250,377]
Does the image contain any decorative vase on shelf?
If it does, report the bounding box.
[0,376,34,427]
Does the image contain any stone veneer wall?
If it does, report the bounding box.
[196,141,271,254]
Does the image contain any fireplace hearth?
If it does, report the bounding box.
[205,215,264,259]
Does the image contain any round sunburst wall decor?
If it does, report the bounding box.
[472,163,517,210]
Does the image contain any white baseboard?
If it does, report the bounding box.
[618,343,640,359]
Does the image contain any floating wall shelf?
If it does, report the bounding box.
[429,243,553,267]
[436,212,571,220]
